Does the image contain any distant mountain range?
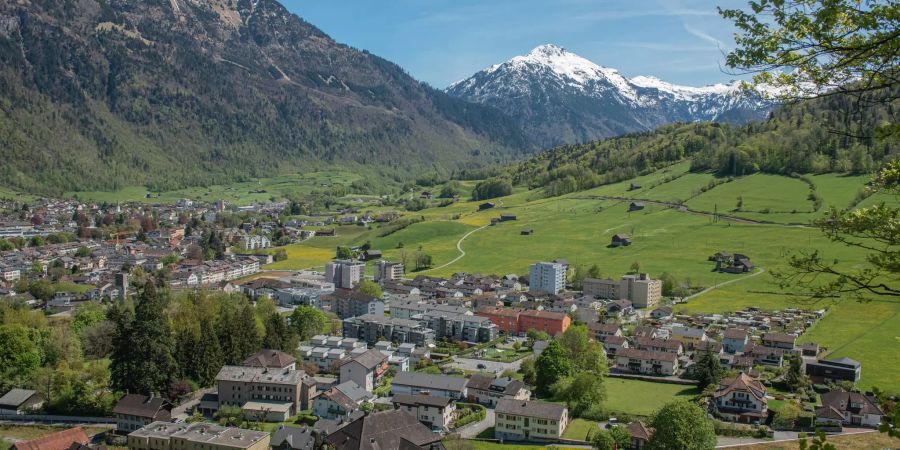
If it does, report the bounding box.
[446,44,777,147]
[0,0,528,194]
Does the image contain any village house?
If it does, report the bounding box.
[312,381,372,420]
[0,388,44,415]
[614,348,679,376]
[610,233,632,247]
[339,349,389,393]
[722,328,750,354]
[714,373,768,424]
[815,390,884,428]
[602,335,629,356]
[391,394,456,431]
[495,399,569,442]
[805,357,862,384]
[668,326,708,350]
[633,337,683,355]
[626,421,653,450]
[113,394,173,433]
[215,366,311,420]
[761,332,796,350]
[324,409,443,450]
[391,372,468,400]
[465,375,531,407]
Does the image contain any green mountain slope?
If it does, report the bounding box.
[0,0,529,195]
[508,89,898,197]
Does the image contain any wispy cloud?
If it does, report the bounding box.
[683,23,731,51]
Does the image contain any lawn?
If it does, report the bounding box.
[687,174,815,219]
[603,378,701,417]
[723,431,899,450]
[66,170,363,206]
[468,441,584,450]
[641,172,716,203]
[561,418,600,441]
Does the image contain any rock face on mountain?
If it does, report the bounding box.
[446,44,774,147]
[0,0,527,193]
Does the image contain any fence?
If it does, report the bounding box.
[0,414,117,425]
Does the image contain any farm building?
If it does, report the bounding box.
[610,233,632,247]
[500,214,517,221]
[521,229,533,235]
[479,202,496,211]
[628,202,645,212]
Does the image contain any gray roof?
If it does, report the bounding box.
[392,372,468,392]
[325,410,441,450]
[496,399,567,421]
[215,365,305,385]
[335,381,372,403]
[0,389,38,408]
[271,426,315,450]
[345,349,387,370]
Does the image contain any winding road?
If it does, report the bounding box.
[422,224,490,273]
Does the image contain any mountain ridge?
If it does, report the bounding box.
[446,44,776,147]
[0,0,529,195]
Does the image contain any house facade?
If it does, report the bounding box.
[495,399,569,442]
[714,373,768,424]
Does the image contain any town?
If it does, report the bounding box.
[0,193,892,450]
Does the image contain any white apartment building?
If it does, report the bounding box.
[528,262,565,294]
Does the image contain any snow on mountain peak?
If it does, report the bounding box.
[509,44,638,101]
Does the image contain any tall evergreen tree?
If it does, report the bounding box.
[236,302,261,358]
[192,319,223,386]
[110,281,177,395]
[262,313,295,352]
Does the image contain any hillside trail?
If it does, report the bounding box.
[420,224,490,273]
[682,267,766,302]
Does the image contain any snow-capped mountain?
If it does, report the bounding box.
[446,44,775,147]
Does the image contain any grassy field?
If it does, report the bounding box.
[64,170,363,206]
[258,165,896,392]
[603,378,701,417]
[561,418,601,440]
[723,431,900,450]
[469,442,584,450]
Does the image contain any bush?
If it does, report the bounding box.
[453,403,486,428]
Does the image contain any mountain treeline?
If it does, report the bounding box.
[510,87,899,196]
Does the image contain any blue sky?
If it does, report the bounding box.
[282,0,751,89]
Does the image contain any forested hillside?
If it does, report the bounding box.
[510,88,899,196]
[0,0,528,195]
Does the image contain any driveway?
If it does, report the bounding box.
[458,408,495,438]
[445,356,524,374]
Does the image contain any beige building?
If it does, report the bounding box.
[127,422,269,450]
[495,399,568,442]
[583,273,661,308]
[215,366,311,420]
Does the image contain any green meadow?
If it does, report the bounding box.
[267,165,898,392]
[65,170,362,206]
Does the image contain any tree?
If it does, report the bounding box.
[289,306,330,341]
[0,324,42,390]
[75,246,91,257]
[336,246,353,259]
[773,402,802,429]
[629,261,641,274]
[526,329,550,342]
[721,0,899,103]
[190,319,223,386]
[80,320,115,359]
[519,357,536,386]
[785,355,810,392]
[646,400,716,450]
[215,405,246,427]
[694,344,724,388]
[263,313,296,352]
[591,426,630,450]
[109,281,177,395]
[471,177,513,201]
[355,280,383,298]
[552,372,605,417]
[558,324,607,374]
[773,162,900,301]
[534,340,573,396]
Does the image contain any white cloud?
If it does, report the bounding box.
[682,23,731,51]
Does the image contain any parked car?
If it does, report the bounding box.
[476,363,487,370]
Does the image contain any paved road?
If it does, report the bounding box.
[458,408,495,438]
[445,356,525,374]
